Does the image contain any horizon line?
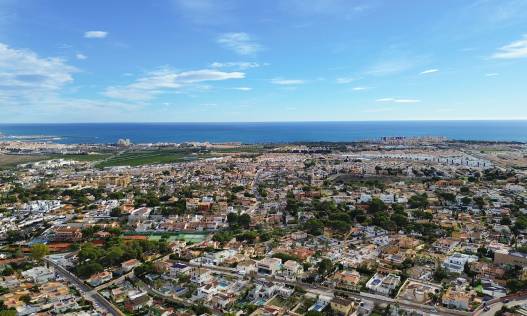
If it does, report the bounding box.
[1,118,527,124]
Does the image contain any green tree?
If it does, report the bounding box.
[238,213,251,228]
[30,243,49,261]
[317,258,334,275]
[304,219,324,236]
[408,193,429,209]
[368,198,387,213]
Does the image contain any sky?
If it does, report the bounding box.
[1,0,527,123]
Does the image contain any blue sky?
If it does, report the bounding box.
[1,0,527,122]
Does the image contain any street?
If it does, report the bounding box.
[45,257,125,316]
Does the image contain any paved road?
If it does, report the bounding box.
[475,296,527,316]
[45,257,125,316]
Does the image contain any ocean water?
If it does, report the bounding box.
[0,121,526,144]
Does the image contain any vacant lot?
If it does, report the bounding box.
[0,154,50,169]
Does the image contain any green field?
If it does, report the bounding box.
[94,150,201,168]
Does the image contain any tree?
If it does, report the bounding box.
[317,258,334,275]
[76,262,103,278]
[368,198,387,213]
[238,213,251,228]
[30,243,49,261]
[110,207,122,217]
[19,295,31,304]
[304,219,324,236]
[433,266,448,282]
[408,193,428,209]
[461,196,472,205]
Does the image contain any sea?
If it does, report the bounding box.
[0,121,526,144]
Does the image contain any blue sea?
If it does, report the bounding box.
[0,121,526,144]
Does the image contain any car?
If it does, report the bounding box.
[503,298,510,303]
[484,306,490,311]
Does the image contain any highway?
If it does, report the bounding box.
[45,257,125,316]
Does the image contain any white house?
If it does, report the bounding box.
[21,266,55,284]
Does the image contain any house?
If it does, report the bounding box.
[121,259,141,272]
[111,288,126,303]
[86,271,113,286]
[190,268,213,286]
[53,226,83,242]
[169,262,192,277]
[196,283,217,301]
[281,260,303,280]
[309,295,332,313]
[128,207,151,225]
[481,279,507,299]
[236,260,257,276]
[332,270,361,289]
[54,297,79,314]
[251,280,278,300]
[365,273,401,296]
[442,287,474,311]
[396,279,442,304]
[330,297,358,316]
[199,249,237,266]
[494,249,527,267]
[125,291,153,312]
[21,266,55,284]
[257,258,282,276]
[432,238,459,254]
[442,253,478,274]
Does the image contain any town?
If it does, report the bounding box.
[1,137,527,316]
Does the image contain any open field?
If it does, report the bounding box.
[0,153,112,169]
[0,154,51,169]
[0,146,267,169]
[58,153,112,162]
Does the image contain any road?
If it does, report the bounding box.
[45,257,125,316]
[474,295,527,316]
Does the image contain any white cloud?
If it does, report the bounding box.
[0,43,132,118]
[105,68,245,101]
[492,34,527,59]
[420,68,439,75]
[233,87,252,91]
[352,86,368,91]
[271,78,305,85]
[0,42,77,101]
[376,98,421,103]
[485,73,499,77]
[75,53,87,60]
[336,77,356,84]
[217,32,262,55]
[84,31,108,39]
[211,61,263,69]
